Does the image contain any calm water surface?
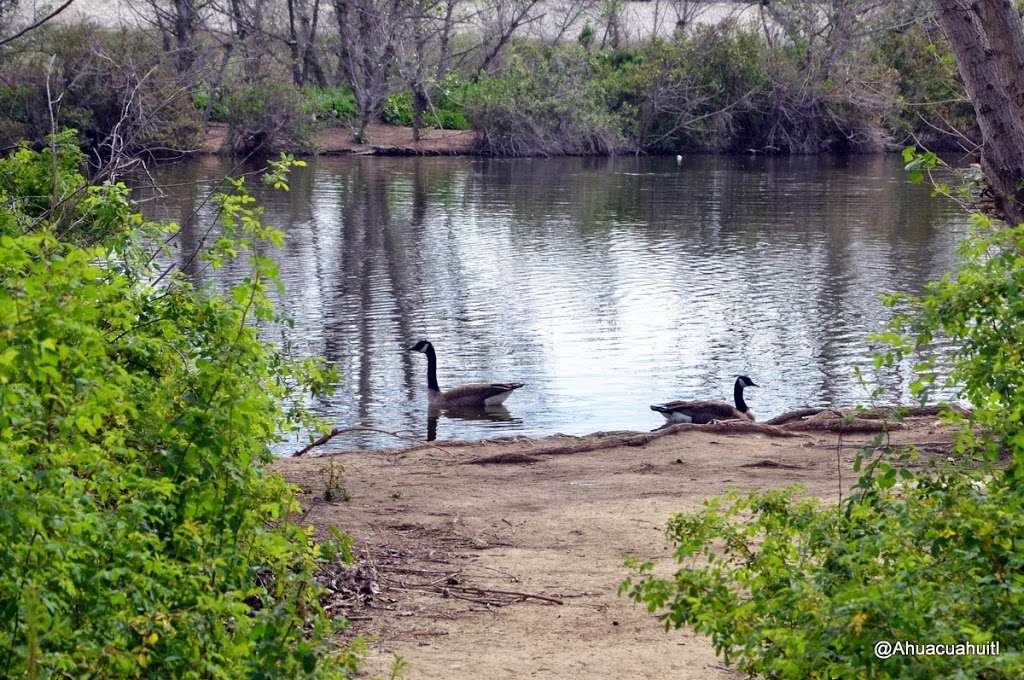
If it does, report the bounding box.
[141,154,967,451]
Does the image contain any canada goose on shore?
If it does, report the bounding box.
[650,375,758,424]
[407,339,524,408]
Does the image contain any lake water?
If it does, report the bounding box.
[140,154,967,451]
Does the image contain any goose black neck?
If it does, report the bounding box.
[734,380,748,413]
[425,344,440,392]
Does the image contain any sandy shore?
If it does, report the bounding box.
[272,411,955,679]
[203,122,477,156]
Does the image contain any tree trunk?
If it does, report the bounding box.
[356,109,371,144]
[934,0,1024,225]
[301,0,327,88]
[173,0,197,75]
[974,0,1024,123]
[411,84,429,141]
[286,0,304,86]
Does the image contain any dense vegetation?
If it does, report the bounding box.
[621,183,1024,675]
[0,133,357,677]
[0,1,974,157]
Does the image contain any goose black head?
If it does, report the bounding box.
[736,375,758,388]
[407,339,432,353]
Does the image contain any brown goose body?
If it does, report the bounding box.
[650,400,752,424]
[430,382,525,408]
[408,340,524,409]
[651,376,758,424]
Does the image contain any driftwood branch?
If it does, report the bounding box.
[469,452,542,465]
[300,404,964,460]
[290,426,453,457]
[770,403,966,426]
[447,585,563,605]
[783,417,905,433]
[393,581,563,606]
[644,420,806,440]
[467,421,805,463]
[763,408,831,426]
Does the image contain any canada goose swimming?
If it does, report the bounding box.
[407,339,524,408]
[650,375,758,424]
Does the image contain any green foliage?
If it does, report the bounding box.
[0,25,202,154]
[594,29,771,151]
[882,211,1024,461]
[873,24,976,147]
[321,459,351,503]
[223,80,315,155]
[624,161,1024,676]
[193,87,231,124]
[0,135,356,677]
[467,47,626,156]
[622,468,1024,679]
[305,86,359,124]
[477,24,899,155]
[381,90,470,131]
[578,24,595,50]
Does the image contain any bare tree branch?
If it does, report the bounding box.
[0,0,77,47]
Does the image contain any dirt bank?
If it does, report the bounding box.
[202,123,476,156]
[273,412,956,679]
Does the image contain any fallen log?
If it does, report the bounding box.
[783,417,905,433]
[765,404,969,427]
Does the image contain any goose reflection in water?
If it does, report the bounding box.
[426,405,521,441]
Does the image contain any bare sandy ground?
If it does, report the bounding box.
[273,412,955,679]
[202,122,476,156]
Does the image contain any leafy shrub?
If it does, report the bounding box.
[595,30,771,152]
[0,134,357,677]
[623,466,1024,679]
[305,85,359,123]
[883,213,1024,459]
[224,79,315,155]
[381,92,414,126]
[872,24,977,150]
[467,47,626,156]
[0,25,203,155]
[623,179,1024,676]
[381,91,470,130]
[193,87,231,123]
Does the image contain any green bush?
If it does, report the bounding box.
[623,194,1024,675]
[623,467,1023,678]
[193,87,231,124]
[305,86,359,123]
[594,30,772,152]
[0,25,202,155]
[381,91,470,130]
[467,47,626,156]
[883,214,1024,459]
[0,134,357,677]
[872,24,977,149]
[223,79,315,155]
